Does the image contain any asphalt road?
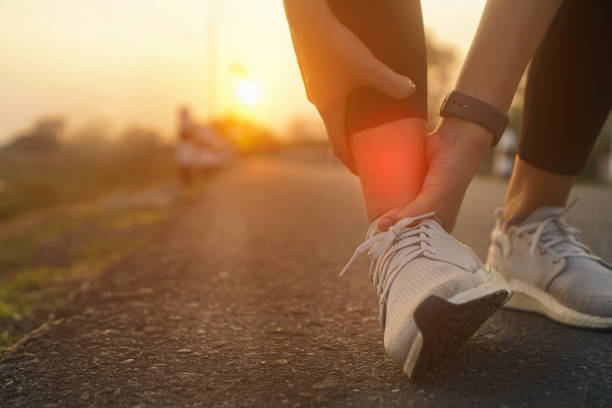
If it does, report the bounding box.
[1,158,611,407]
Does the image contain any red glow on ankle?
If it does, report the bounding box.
[350,119,426,219]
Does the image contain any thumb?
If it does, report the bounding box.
[363,57,416,100]
[376,193,437,231]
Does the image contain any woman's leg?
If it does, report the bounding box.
[489,1,612,329]
[322,2,515,379]
[327,0,428,221]
[503,0,612,222]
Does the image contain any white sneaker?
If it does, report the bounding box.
[341,213,511,381]
[486,205,612,329]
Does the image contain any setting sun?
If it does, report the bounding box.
[237,80,262,106]
[0,1,488,144]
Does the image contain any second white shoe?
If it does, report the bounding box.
[341,213,511,381]
[486,205,612,329]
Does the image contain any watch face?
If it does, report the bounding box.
[450,96,469,110]
[441,93,469,115]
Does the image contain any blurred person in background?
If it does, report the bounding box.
[176,107,234,185]
[492,129,517,179]
[177,107,195,184]
[284,0,612,381]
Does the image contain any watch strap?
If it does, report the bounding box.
[439,91,509,146]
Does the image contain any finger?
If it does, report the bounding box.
[362,57,416,100]
[319,106,358,174]
[376,193,436,231]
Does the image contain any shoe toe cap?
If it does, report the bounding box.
[549,259,612,317]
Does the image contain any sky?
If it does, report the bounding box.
[0,0,486,144]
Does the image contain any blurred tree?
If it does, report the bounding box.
[4,116,65,153]
[69,119,113,153]
[117,126,160,151]
[0,118,176,220]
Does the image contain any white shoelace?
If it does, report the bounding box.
[515,207,600,262]
[339,213,440,305]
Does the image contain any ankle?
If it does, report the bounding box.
[350,118,427,222]
[502,158,576,223]
[502,198,528,224]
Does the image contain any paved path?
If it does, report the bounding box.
[2,158,611,407]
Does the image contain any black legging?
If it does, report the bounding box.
[324,0,612,176]
[520,0,612,175]
[327,0,428,135]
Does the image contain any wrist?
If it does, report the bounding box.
[439,91,508,146]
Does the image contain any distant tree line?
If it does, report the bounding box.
[0,117,175,220]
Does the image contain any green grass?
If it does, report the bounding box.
[0,233,149,324]
[0,136,210,354]
[0,331,11,355]
[0,267,56,321]
[106,208,166,230]
[0,190,180,329]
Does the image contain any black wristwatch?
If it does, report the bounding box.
[439,91,509,147]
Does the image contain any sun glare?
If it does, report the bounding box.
[237,80,262,105]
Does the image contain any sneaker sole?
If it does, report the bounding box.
[403,289,509,381]
[505,279,612,329]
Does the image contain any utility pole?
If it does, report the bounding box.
[205,0,221,119]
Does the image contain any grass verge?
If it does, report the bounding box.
[0,181,205,356]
